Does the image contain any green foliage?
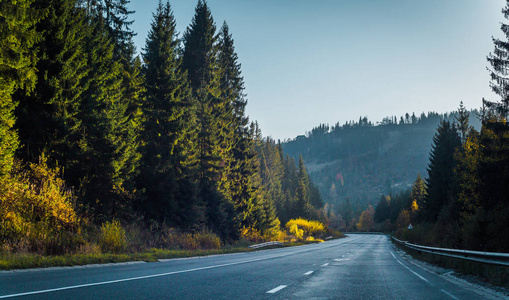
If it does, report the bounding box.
[99,220,127,253]
[423,120,461,222]
[138,1,199,227]
[0,0,41,177]
[0,0,329,257]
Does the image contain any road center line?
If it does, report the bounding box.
[321,263,329,267]
[441,289,459,300]
[390,251,430,284]
[304,271,314,275]
[266,285,287,294]
[0,254,289,299]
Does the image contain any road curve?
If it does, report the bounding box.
[0,234,503,299]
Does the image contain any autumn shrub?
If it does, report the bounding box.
[285,218,325,239]
[99,220,127,253]
[239,227,264,243]
[193,230,221,250]
[288,223,304,240]
[0,158,81,254]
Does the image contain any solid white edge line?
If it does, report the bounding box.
[390,251,430,283]
[441,289,460,300]
[266,285,287,294]
[304,271,314,275]
[0,254,288,299]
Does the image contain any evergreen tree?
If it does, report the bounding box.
[486,0,509,118]
[139,1,199,228]
[182,0,226,233]
[422,121,461,222]
[77,12,135,219]
[455,101,470,144]
[0,0,40,176]
[295,155,311,219]
[14,0,88,169]
[410,174,426,222]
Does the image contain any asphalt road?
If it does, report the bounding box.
[0,234,503,299]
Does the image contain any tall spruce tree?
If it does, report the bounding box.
[139,1,200,228]
[14,0,88,169]
[295,155,312,219]
[86,0,143,213]
[182,0,226,233]
[0,0,40,177]
[487,0,509,118]
[423,121,461,222]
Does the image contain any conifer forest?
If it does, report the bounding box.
[0,0,327,256]
[1,0,509,260]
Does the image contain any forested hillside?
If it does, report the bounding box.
[0,0,327,256]
[283,110,481,227]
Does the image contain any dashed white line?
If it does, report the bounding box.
[441,289,459,300]
[390,251,430,284]
[304,271,314,275]
[266,285,287,294]
[321,263,329,267]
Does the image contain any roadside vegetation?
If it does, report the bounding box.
[0,0,344,269]
[0,216,340,270]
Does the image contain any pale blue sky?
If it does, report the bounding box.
[128,0,505,140]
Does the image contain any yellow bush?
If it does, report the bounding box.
[0,158,81,254]
[288,224,304,240]
[240,227,264,243]
[99,220,126,253]
[285,218,325,238]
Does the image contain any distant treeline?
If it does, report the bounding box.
[0,0,326,254]
[283,109,480,228]
[375,103,509,252]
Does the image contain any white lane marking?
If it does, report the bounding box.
[390,251,430,284]
[321,263,329,267]
[304,271,314,275]
[333,258,350,261]
[0,254,289,299]
[441,289,459,300]
[266,285,287,294]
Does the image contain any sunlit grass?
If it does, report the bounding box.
[0,247,255,270]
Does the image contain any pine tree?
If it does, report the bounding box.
[486,0,509,118]
[423,121,461,222]
[0,0,40,176]
[410,174,426,222]
[182,0,225,232]
[14,0,88,169]
[456,101,470,144]
[75,12,132,219]
[138,1,199,227]
[86,0,144,216]
[295,155,311,219]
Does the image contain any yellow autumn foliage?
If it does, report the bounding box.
[285,218,325,240]
[0,157,80,254]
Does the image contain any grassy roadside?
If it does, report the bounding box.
[0,240,326,271]
[0,247,254,270]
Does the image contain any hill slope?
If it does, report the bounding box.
[282,111,480,216]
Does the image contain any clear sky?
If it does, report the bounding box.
[128,0,506,141]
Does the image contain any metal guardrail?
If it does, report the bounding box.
[391,236,509,267]
[249,241,283,249]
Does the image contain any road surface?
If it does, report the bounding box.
[0,234,503,299]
